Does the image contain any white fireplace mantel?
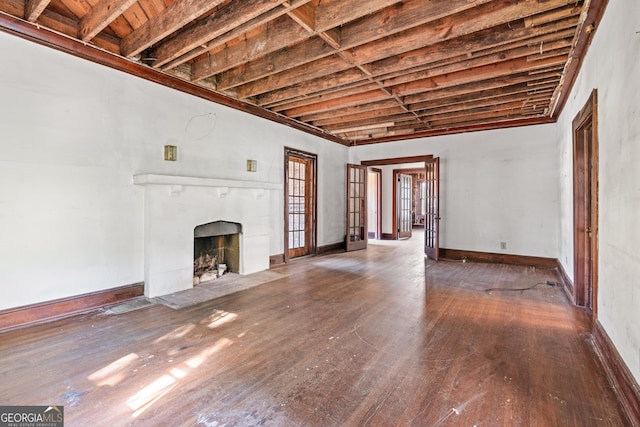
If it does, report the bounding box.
[133,173,281,190]
[133,173,280,298]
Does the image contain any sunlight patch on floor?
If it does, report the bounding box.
[201,310,238,329]
[87,353,139,387]
[154,324,196,344]
[127,338,234,418]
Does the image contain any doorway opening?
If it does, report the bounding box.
[367,168,382,240]
[572,89,599,319]
[393,168,425,240]
[284,148,317,260]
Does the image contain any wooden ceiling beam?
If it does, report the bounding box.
[313,0,404,30]
[391,55,568,98]
[524,3,582,28]
[340,0,491,51]
[410,81,556,113]
[299,99,403,123]
[365,19,578,80]
[346,0,576,65]
[401,68,562,105]
[329,121,399,134]
[286,2,314,32]
[286,0,342,50]
[25,0,50,22]
[203,0,494,91]
[278,66,562,120]
[235,0,578,100]
[270,45,568,114]
[423,108,544,129]
[260,69,370,108]
[221,0,495,92]
[78,0,138,42]
[386,111,542,138]
[258,21,575,107]
[272,82,381,112]
[419,96,552,123]
[469,25,577,58]
[191,15,310,81]
[314,89,551,128]
[380,39,571,89]
[311,106,407,127]
[192,0,403,82]
[121,0,227,58]
[321,92,552,133]
[10,1,121,52]
[284,89,392,117]
[235,54,357,98]
[148,0,293,69]
[158,0,311,70]
[216,36,335,91]
[299,72,559,123]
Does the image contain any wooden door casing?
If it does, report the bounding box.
[572,89,598,317]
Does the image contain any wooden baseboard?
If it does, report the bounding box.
[317,242,345,255]
[269,254,285,266]
[0,282,144,333]
[556,259,576,303]
[381,233,396,240]
[438,248,557,269]
[592,321,640,426]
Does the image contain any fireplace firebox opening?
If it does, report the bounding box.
[193,221,241,285]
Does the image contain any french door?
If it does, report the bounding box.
[397,173,412,239]
[346,164,367,251]
[285,149,316,259]
[424,157,440,260]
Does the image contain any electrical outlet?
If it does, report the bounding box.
[500,242,507,250]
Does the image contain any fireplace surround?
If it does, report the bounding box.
[134,174,281,298]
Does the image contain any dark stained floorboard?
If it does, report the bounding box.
[0,237,629,426]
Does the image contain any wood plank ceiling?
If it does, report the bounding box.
[0,0,605,145]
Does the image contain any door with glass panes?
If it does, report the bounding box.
[285,149,316,259]
[346,164,367,251]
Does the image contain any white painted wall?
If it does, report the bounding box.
[0,32,347,310]
[351,125,561,257]
[556,0,640,383]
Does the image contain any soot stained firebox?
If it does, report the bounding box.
[193,221,241,285]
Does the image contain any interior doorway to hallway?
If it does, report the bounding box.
[367,168,382,240]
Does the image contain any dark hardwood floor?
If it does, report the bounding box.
[0,237,628,426]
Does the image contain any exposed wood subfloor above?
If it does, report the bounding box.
[0,238,628,425]
[0,0,608,145]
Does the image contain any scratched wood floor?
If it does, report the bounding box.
[0,237,629,426]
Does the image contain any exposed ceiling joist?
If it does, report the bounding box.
[0,0,607,145]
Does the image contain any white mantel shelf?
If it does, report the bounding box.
[133,174,281,190]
